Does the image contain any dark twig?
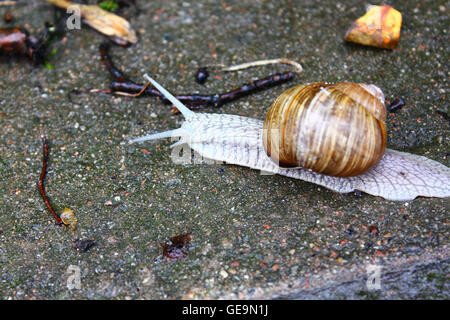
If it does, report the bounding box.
[37,137,63,225]
[109,72,295,111]
[99,42,129,82]
[97,43,296,112]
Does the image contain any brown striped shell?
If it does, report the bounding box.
[262,82,387,177]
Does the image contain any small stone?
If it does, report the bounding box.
[195,67,209,85]
[74,239,96,252]
[220,270,228,278]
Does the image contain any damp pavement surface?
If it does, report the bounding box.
[0,0,448,299]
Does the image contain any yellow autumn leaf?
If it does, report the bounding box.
[344,5,402,50]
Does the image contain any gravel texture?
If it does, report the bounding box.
[0,0,448,299]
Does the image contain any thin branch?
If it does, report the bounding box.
[37,137,63,225]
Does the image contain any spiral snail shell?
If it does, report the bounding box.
[129,75,450,201]
[263,82,387,177]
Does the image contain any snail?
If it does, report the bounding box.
[60,208,78,232]
[129,74,450,201]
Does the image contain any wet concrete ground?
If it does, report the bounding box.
[0,0,448,299]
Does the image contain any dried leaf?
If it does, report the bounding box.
[0,1,17,6]
[162,233,191,262]
[344,5,402,50]
[47,0,137,46]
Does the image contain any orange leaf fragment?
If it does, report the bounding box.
[344,5,402,49]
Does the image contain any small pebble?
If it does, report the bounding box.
[369,225,379,236]
[220,270,228,278]
[195,67,209,85]
[74,239,96,252]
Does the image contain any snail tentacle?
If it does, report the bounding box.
[143,73,195,119]
[129,128,187,144]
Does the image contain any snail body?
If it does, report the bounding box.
[129,75,450,201]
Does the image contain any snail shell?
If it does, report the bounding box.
[263,82,387,177]
[128,75,450,201]
[60,207,78,231]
